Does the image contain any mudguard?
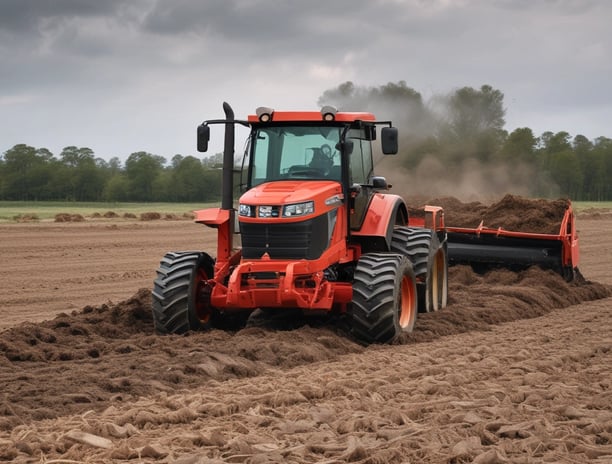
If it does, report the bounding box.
[351,193,408,252]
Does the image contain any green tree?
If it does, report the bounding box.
[107,157,123,175]
[591,137,612,200]
[1,144,55,200]
[201,168,223,202]
[171,156,206,201]
[573,134,593,156]
[170,154,184,169]
[439,85,506,162]
[103,174,130,201]
[152,169,172,202]
[125,151,166,201]
[498,127,537,163]
[547,150,583,199]
[59,146,104,200]
[539,131,572,154]
[536,132,582,198]
[571,135,601,200]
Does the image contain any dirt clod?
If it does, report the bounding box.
[140,211,162,221]
[54,213,85,222]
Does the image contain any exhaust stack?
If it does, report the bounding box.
[221,101,234,212]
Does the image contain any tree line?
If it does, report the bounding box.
[0,147,225,202]
[2,82,611,202]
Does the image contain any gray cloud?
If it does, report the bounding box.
[0,0,134,35]
[142,1,366,39]
[0,0,611,159]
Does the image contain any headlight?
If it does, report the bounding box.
[258,205,280,218]
[283,201,314,217]
[239,204,255,217]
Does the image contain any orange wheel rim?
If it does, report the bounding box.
[431,250,443,310]
[398,275,416,327]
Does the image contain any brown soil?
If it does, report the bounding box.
[55,213,86,222]
[409,194,571,234]
[141,212,163,221]
[0,202,611,463]
[578,207,612,221]
[12,214,39,223]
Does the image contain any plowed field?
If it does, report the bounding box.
[1,207,611,463]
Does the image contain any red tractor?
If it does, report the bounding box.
[152,102,448,344]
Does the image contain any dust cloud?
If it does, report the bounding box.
[320,81,562,202]
[378,155,545,203]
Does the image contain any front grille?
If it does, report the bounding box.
[240,214,330,259]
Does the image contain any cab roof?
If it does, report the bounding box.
[247,110,376,123]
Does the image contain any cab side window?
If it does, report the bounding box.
[251,131,270,186]
[348,129,373,184]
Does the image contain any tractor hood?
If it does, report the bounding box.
[240,180,342,206]
[238,180,343,221]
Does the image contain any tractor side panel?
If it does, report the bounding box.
[351,194,408,252]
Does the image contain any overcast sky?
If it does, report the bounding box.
[1,0,610,161]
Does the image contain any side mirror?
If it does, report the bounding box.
[371,176,389,190]
[381,127,398,155]
[197,124,210,152]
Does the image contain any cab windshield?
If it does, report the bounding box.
[250,125,342,186]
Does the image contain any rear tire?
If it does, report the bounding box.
[349,253,417,344]
[391,227,448,313]
[152,251,216,334]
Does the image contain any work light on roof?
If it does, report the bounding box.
[256,106,274,122]
[320,105,337,121]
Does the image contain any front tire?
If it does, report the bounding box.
[349,253,418,344]
[152,251,216,334]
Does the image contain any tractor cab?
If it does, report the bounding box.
[242,106,397,187]
[226,108,400,240]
